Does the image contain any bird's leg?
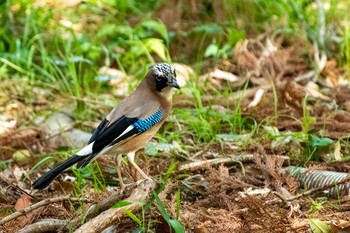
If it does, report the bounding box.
[115,154,126,191]
[126,152,152,180]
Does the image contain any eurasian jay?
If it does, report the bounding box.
[33,63,179,189]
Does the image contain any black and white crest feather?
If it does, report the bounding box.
[154,63,176,83]
[153,63,179,92]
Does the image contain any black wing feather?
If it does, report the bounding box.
[88,118,109,143]
[32,155,83,189]
[91,116,138,153]
[76,116,139,168]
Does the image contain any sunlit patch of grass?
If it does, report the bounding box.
[1,0,172,122]
[165,107,253,145]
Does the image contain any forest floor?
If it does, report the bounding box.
[1,1,350,233]
[1,36,350,233]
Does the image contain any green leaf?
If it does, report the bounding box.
[310,135,333,147]
[154,193,184,233]
[310,219,331,233]
[191,23,223,35]
[131,227,143,233]
[0,159,12,171]
[137,20,169,44]
[175,189,181,220]
[216,133,250,142]
[144,142,157,156]
[144,142,174,156]
[124,210,142,227]
[154,193,170,222]
[143,38,169,61]
[204,44,219,57]
[169,219,185,233]
[30,156,54,173]
[216,134,240,141]
[112,201,133,208]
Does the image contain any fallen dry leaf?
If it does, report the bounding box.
[0,114,16,135]
[172,63,194,87]
[15,194,31,211]
[211,69,239,83]
[248,88,265,108]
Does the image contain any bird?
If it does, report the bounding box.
[32,63,180,189]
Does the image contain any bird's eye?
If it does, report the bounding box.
[156,76,162,81]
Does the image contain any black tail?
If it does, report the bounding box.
[32,155,84,189]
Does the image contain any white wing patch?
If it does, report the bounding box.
[115,125,134,141]
[76,142,94,156]
[85,125,136,164]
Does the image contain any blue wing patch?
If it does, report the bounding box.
[133,109,163,132]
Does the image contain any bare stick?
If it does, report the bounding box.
[74,190,126,222]
[178,154,290,171]
[0,196,90,225]
[74,179,157,233]
[18,187,128,232]
[18,219,67,233]
[179,154,255,171]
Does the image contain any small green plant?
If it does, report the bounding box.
[175,189,181,220]
[125,210,143,231]
[70,162,106,192]
[308,199,325,216]
[154,193,184,233]
[270,78,279,121]
[301,96,316,134]
[264,122,333,163]
[0,159,12,171]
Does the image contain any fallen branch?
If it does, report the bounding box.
[179,154,254,171]
[0,195,90,225]
[18,186,131,232]
[74,179,157,233]
[73,189,126,223]
[18,219,67,233]
[179,154,290,171]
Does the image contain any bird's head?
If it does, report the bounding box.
[148,63,180,93]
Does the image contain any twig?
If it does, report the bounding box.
[18,219,67,233]
[179,154,290,171]
[0,196,90,225]
[179,154,254,171]
[18,186,130,232]
[294,70,316,83]
[74,179,157,233]
[72,188,127,224]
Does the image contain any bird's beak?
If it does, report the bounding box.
[168,79,180,89]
